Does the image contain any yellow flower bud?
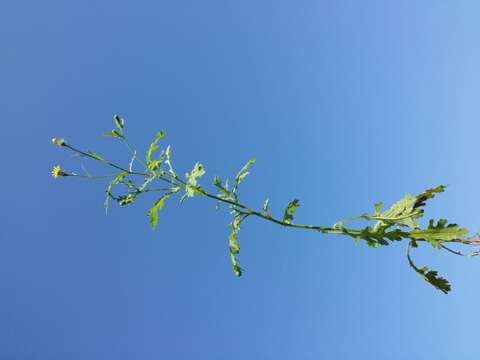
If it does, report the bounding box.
[51,138,65,147]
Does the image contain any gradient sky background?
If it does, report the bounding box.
[2,1,480,359]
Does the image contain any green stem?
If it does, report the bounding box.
[64,144,146,176]
[66,141,358,235]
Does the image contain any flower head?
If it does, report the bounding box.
[51,138,65,147]
[51,165,65,179]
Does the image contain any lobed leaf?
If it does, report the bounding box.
[232,158,255,194]
[413,185,446,210]
[283,198,300,224]
[185,162,206,197]
[146,131,166,166]
[409,219,468,249]
[407,242,451,294]
[147,191,177,229]
[348,224,406,247]
[228,217,246,277]
[165,145,176,178]
[118,193,136,206]
[373,194,420,230]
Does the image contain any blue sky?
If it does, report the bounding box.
[2,1,480,358]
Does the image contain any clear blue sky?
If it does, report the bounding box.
[2,1,480,358]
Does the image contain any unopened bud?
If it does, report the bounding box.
[51,138,65,147]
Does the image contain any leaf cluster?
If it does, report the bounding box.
[336,186,467,293]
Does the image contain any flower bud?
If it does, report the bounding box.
[51,138,65,147]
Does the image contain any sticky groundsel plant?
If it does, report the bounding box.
[51,116,480,294]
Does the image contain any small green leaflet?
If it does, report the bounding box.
[413,185,446,210]
[165,145,176,178]
[407,242,451,294]
[185,162,205,197]
[232,158,255,194]
[105,172,127,212]
[283,198,299,224]
[146,131,166,166]
[409,219,468,249]
[263,199,270,214]
[147,191,177,229]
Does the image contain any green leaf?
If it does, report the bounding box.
[409,219,468,249]
[146,131,166,165]
[147,192,175,229]
[407,242,451,294]
[230,254,242,277]
[413,185,446,210]
[118,193,135,206]
[232,158,255,194]
[228,216,246,277]
[165,145,176,177]
[236,158,256,179]
[417,267,451,294]
[148,158,163,172]
[372,186,448,231]
[263,199,270,213]
[230,219,241,254]
[373,194,421,230]
[348,224,406,247]
[283,198,299,224]
[105,172,127,211]
[185,162,206,197]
